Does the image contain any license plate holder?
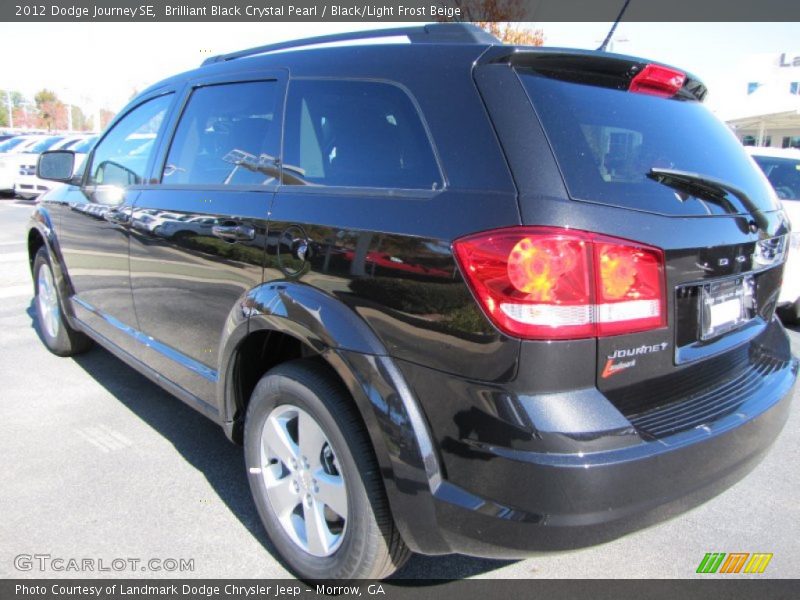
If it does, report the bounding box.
[700,276,753,341]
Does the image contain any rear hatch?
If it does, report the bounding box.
[473,49,792,436]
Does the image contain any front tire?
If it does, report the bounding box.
[33,247,92,356]
[244,359,410,580]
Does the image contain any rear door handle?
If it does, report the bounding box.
[212,223,255,242]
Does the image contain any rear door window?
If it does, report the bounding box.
[161,80,281,186]
[282,79,442,190]
[518,69,779,216]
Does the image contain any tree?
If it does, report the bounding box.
[438,0,545,46]
[70,105,91,131]
[99,109,115,130]
[0,90,27,128]
[477,21,544,46]
[34,89,64,131]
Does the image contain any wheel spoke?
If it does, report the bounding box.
[303,499,333,556]
[263,415,299,468]
[298,411,326,468]
[314,471,347,518]
[265,477,299,518]
[259,403,348,557]
[37,266,59,339]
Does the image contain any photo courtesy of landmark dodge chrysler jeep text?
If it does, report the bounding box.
[28,24,797,579]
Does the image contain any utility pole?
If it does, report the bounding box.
[6,91,13,129]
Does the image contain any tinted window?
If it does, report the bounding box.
[0,137,28,152]
[518,70,779,216]
[87,94,171,187]
[60,138,83,150]
[27,137,65,153]
[283,79,441,190]
[752,155,800,200]
[162,81,280,186]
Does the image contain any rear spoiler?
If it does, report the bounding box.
[478,46,707,102]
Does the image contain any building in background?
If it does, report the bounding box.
[723,51,800,148]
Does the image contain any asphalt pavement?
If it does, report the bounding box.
[0,197,798,580]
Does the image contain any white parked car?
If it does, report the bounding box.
[141,211,184,234]
[14,135,92,199]
[747,147,800,322]
[0,135,46,194]
[154,215,219,238]
[69,135,98,172]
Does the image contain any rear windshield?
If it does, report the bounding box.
[517,70,779,216]
[751,155,800,201]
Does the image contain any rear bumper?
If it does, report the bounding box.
[430,376,793,556]
[393,325,796,557]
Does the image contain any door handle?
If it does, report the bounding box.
[212,223,255,242]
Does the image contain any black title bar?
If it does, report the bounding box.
[2,0,800,22]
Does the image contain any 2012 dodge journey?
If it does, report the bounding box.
[28,24,797,579]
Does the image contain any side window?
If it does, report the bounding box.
[162,81,280,186]
[87,95,172,187]
[283,79,442,190]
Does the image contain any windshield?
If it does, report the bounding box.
[27,136,65,154]
[0,137,28,152]
[72,136,97,153]
[517,69,780,216]
[751,155,800,201]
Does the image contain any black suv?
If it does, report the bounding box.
[28,24,796,579]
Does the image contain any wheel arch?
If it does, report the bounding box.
[217,281,450,554]
[27,209,79,322]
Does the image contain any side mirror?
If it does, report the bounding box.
[37,150,76,182]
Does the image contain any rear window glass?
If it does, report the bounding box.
[751,155,800,201]
[517,70,779,216]
[283,79,442,190]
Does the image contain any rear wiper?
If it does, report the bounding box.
[647,168,768,231]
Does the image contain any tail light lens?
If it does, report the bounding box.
[453,227,666,340]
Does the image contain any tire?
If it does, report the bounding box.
[776,299,800,326]
[33,247,93,356]
[244,359,410,580]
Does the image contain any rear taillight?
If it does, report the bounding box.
[629,64,686,97]
[453,227,666,340]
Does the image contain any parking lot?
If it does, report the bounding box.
[0,197,798,580]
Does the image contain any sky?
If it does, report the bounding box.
[0,21,797,116]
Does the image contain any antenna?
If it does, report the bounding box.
[598,0,633,52]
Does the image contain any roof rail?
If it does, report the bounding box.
[201,23,499,66]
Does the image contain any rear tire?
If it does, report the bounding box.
[792,299,800,325]
[244,359,410,580]
[776,299,800,326]
[33,247,92,356]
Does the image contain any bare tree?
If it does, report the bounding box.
[439,0,544,46]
